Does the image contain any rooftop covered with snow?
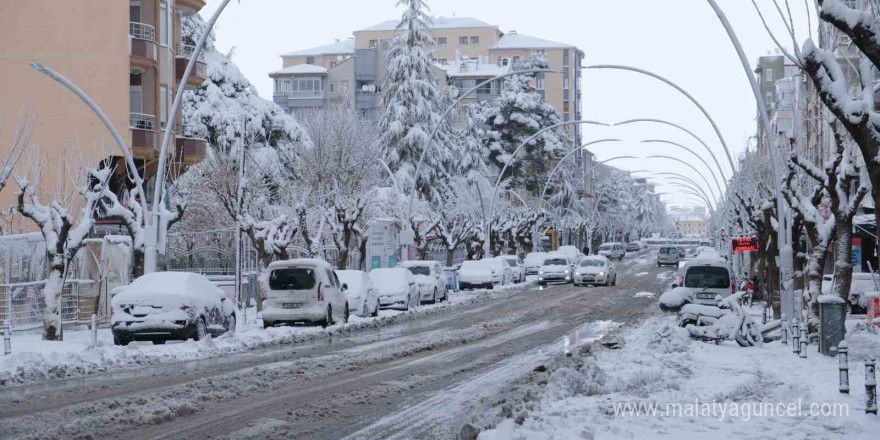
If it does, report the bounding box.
[281,39,355,57]
[357,16,497,32]
[490,32,578,51]
[269,64,329,77]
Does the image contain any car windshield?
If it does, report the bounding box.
[685,266,730,289]
[543,258,568,266]
[505,260,518,267]
[598,245,612,251]
[406,266,430,276]
[269,267,316,290]
[580,260,604,267]
[660,247,676,254]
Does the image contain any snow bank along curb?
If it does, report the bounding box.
[0,281,535,387]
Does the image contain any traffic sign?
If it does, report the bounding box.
[731,237,759,253]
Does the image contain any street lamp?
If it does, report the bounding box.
[655,172,716,210]
[647,155,720,202]
[642,139,726,195]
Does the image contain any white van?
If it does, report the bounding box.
[262,259,349,328]
[597,242,626,260]
[679,259,734,305]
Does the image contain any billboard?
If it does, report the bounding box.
[367,219,401,270]
[731,237,759,253]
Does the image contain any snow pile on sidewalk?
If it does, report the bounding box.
[478,316,880,440]
[0,281,534,387]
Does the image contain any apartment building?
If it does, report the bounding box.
[271,16,584,145]
[678,215,707,238]
[0,0,209,232]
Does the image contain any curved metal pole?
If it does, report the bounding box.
[407,68,561,218]
[656,171,713,204]
[147,0,234,273]
[663,177,716,210]
[586,65,736,173]
[615,118,733,178]
[669,183,714,210]
[539,154,635,212]
[647,155,719,202]
[29,63,147,210]
[376,157,402,196]
[486,119,609,253]
[585,169,651,223]
[643,139,725,195]
[536,138,622,211]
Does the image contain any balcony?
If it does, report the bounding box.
[130,112,158,155]
[355,92,378,109]
[176,0,206,16]
[130,22,158,72]
[175,123,208,164]
[175,44,208,89]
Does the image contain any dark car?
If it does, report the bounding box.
[625,242,640,252]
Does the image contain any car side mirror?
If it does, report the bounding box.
[341,283,348,291]
[671,283,679,289]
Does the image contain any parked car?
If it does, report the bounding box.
[400,260,449,304]
[262,259,349,328]
[597,242,626,260]
[657,246,680,267]
[676,246,687,259]
[336,270,380,317]
[523,252,548,275]
[573,255,617,286]
[459,259,505,289]
[538,254,573,285]
[625,242,641,252]
[111,272,237,345]
[557,245,583,263]
[499,255,526,283]
[822,272,877,313]
[370,268,420,310]
[677,259,734,306]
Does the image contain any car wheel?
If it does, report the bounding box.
[343,303,350,324]
[194,317,207,341]
[114,335,130,346]
[226,314,236,334]
[372,299,380,317]
[152,340,166,345]
[362,299,369,317]
[321,305,333,328]
[432,288,437,304]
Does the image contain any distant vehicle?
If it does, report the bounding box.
[370,268,420,311]
[499,255,526,283]
[400,260,449,304]
[699,240,712,247]
[263,259,349,328]
[676,246,687,259]
[538,254,573,286]
[523,252,548,275]
[336,270,380,317]
[657,246,681,267]
[677,260,734,306]
[573,255,617,286]
[695,249,724,261]
[111,272,237,345]
[458,259,504,289]
[626,242,641,252]
[556,245,583,263]
[822,272,876,313]
[597,242,626,260]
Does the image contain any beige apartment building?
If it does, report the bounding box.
[1,0,209,233]
[272,16,584,145]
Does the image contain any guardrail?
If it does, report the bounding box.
[130,112,156,130]
[276,90,325,99]
[129,22,156,42]
[0,280,100,331]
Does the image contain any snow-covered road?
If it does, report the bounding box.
[0,250,671,440]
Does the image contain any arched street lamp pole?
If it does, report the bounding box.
[647,155,720,202]
[582,169,651,251]
[642,139,726,195]
[655,172,717,210]
[535,138,622,212]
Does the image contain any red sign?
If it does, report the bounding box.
[731,237,759,253]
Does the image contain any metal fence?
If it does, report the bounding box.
[0,280,101,330]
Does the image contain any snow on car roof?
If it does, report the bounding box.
[583,255,608,261]
[400,260,437,267]
[112,272,219,304]
[369,268,412,285]
[268,258,333,270]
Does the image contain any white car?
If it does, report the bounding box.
[557,245,583,264]
[523,252,548,275]
[400,260,449,304]
[336,270,380,317]
[597,242,626,260]
[499,255,526,283]
[370,268,420,310]
[111,272,237,345]
[459,259,507,289]
[573,255,617,286]
[678,259,734,305]
[822,272,877,312]
[263,259,349,328]
[538,254,573,285]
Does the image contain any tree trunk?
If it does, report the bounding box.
[42,263,65,341]
[832,220,854,302]
[446,247,455,267]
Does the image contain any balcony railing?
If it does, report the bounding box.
[177,44,206,63]
[130,112,156,131]
[178,123,207,139]
[130,22,156,42]
[275,90,325,99]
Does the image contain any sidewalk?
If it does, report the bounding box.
[478,315,880,440]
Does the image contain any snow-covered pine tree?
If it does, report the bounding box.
[479,52,567,192]
[378,0,453,202]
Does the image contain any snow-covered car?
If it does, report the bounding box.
[499,255,526,283]
[625,242,641,252]
[597,242,625,260]
[557,245,583,264]
[336,269,380,317]
[573,255,617,286]
[263,259,349,328]
[678,259,734,305]
[523,251,548,275]
[400,260,448,304]
[111,272,236,346]
[538,254,573,285]
[370,268,419,310]
[459,259,506,289]
[822,272,877,313]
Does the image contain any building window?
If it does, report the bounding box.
[436,58,447,65]
[285,77,323,97]
[459,36,469,45]
[564,77,570,89]
[563,102,570,112]
[306,56,315,65]
[159,4,168,46]
[331,61,338,68]
[563,49,569,67]
[764,68,774,82]
[536,76,546,90]
[369,39,379,48]
[498,57,509,67]
[513,56,520,66]
[766,92,774,105]
[330,81,348,94]
[437,37,447,46]
[160,85,168,129]
[563,113,570,122]
[470,36,479,45]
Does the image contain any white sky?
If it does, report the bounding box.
[203,0,813,211]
